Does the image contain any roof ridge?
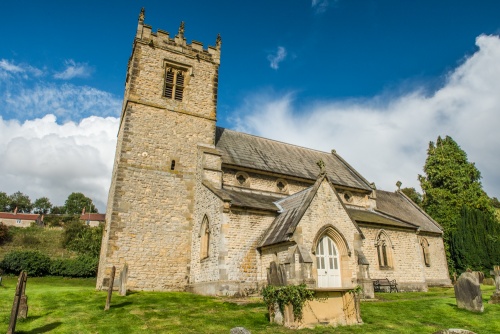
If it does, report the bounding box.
[216,126,335,155]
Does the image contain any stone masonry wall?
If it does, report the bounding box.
[98,17,219,291]
[421,234,451,285]
[360,226,427,291]
[190,184,223,284]
[222,168,312,195]
[225,210,276,282]
[293,180,360,287]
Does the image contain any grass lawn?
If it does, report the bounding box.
[1,277,499,333]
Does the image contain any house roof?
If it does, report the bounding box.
[79,213,106,221]
[0,212,41,220]
[215,127,372,191]
[375,190,443,234]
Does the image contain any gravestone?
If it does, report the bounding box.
[488,266,500,304]
[472,271,484,284]
[18,273,28,318]
[8,271,27,334]
[119,263,128,296]
[454,272,483,312]
[267,261,286,286]
[104,266,116,311]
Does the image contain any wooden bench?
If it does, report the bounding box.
[373,278,398,293]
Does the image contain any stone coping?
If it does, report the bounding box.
[308,287,356,292]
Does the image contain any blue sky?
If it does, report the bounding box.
[1,0,500,211]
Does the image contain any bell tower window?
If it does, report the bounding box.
[164,67,186,101]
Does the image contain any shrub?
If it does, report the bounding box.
[63,222,103,257]
[50,255,99,277]
[0,250,51,276]
[0,222,10,244]
[262,284,315,321]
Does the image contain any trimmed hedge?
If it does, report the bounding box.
[1,250,51,276]
[0,250,98,278]
[50,255,99,277]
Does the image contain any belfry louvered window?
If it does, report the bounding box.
[164,67,185,101]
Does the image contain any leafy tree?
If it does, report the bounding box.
[418,136,493,232]
[33,197,53,214]
[418,136,496,272]
[50,206,66,215]
[62,221,103,257]
[64,192,98,214]
[401,187,423,206]
[0,191,10,211]
[9,191,33,213]
[491,197,500,209]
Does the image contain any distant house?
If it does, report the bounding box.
[79,213,106,227]
[0,210,44,227]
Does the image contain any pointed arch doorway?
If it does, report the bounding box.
[316,235,341,288]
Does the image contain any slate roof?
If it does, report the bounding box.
[375,190,443,234]
[203,182,281,212]
[259,187,315,247]
[347,208,417,229]
[215,127,372,191]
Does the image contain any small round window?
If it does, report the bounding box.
[343,191,353,203]
[276,178,288,193]
[235,171,249,187]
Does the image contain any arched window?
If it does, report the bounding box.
[375,230,394,269]
[199,216,210,260]
[420,237,431,267]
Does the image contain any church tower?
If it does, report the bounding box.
[97,9,221,290]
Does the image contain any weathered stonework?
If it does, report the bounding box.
[98,11,451,296]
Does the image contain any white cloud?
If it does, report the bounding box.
[1,82,121,122]
[0,115,119,212]
[0,59,44,79]
[54,59,92,80]
[235,34,500,199]
[267,46,287,70]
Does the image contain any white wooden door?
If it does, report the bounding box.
[316,236,341,287]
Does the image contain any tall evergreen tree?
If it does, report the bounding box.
[418,136,497,272]
[418,136,493,231]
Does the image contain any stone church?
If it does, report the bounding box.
[97,10,451,296]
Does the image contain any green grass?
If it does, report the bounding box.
[0,226,77,260]
[0,277,499,333]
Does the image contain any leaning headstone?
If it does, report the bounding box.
[18,273,28,318]
[488,265,500,304]
[104,266,116,311]
[8,271,27,334]
[230,327,251,334]
[119,263,128,296]
[454,272,483,312]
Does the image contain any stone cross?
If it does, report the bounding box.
[491,266,500,293]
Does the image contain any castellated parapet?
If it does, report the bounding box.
[97,8,220,291]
